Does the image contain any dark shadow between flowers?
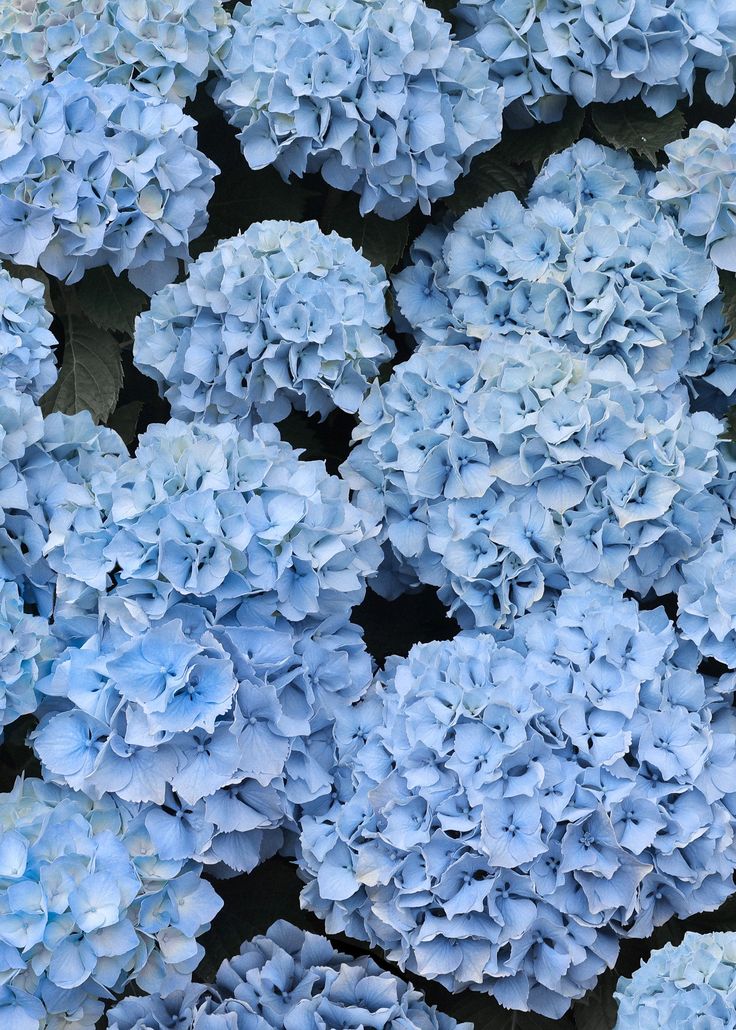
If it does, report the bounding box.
[352,586,459,667]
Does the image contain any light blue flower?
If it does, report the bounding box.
[0,268,57,401]
[0,577,56,741]
[678,525,736,666]
[135,221,394,425]
[298,583,736,1017]
[614,931,736,1028]
[213,0,504,218]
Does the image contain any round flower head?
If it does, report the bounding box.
[34,596,373,874]
[0,60,217,293]
[107,919,470,1030]
[0,0,230,105]
[455,0,736,126]
[653,120,736,273]
[298,583,736,1017]
[678,524,736,667]
[0,268,57,401]
[0,776,222,1027]
[134,221,394,424]
[343,332,729,630]
[0,577,56,741]
[614,932,736,1028]
[213,0,504,219]
[394,140,723,394]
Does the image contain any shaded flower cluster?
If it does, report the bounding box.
[678,524,736,667]
[298,583,736,1017]
[134,221,394,425]
[0,268,57,401]
[455,0,736,125]
[0,60,217,293]
[0,577,55,741]
[0,0,230,105]
[614,931,736,1028]
[34,597,373,874]
[394,141,724,395]
[343,332,729,629]
[107,920,469,1029]
[653,119,736,272]
[0,776,222,1028]
[213,0,504,219]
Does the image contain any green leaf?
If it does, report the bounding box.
[320,191,410,271]
[72,267,149,336]
[106,400,143,446]
[446,152,529,216]
[498,104,585,173]
[41,314,123,423]
[572,970,619,1030]
[591,100,686,165]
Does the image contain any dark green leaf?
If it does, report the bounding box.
[446,152,529,216]
[72,267,149,336]
[591,100,685,165]
[41,314,123,423]
[572,970,619,1030]
[498,104,585,172]
[320,191,410,271]
[719,271,736,345]
[106,400,143,446]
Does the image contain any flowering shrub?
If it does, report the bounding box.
[0,60,217,292]
[343,332,729,629]
[0,0,230,105]
[0,776,222,1028]
[0,578,55,740]
[614,932,736,1027]
[678,525,736,667]
[298,583,736,1017]
[394,141,723,394]
[0,269,57,401]
[107,920,469,1029]
[212,0,504,219]
[134,221,394,424]
[33,598,372,873]
[653,120,736,272]
[455,0,736,125]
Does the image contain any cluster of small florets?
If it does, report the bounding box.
[343,331,729,629]
[394,141,724,395]
[0,0,230,105]
[0,776,222,1029]
[0,269,57,401]
[134,221,394,425]
[213,0,504,219]
[0,60,217,292]
[33,596,373,874]
[107,920,468,1030]
[678,524,736,667]
[455,0,736,125]
[653,120,736,273]
[298,583,736,1018]
[614,932,736,1028]
[0,577,55,740]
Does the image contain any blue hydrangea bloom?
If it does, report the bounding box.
[134,221,394,424]
[213,0,504,219]
[33,596,373,874]
[0,776,222,1028]
[652,120,736,273]
[455,0,736,126]
[298,583,736,1017]
[678,525,736,667]
[614,932,736,1028]
[342,332,730,629]
[0,269,57,401]
[107,920,469,1030]
[0,0,230,106]
[394,141,724,394]
[0,577,56,741]
[0,60,217,293]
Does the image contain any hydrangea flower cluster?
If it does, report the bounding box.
[0,269,57,402]
[134,221,394,425]
[652,120,736,273]
[394,141,724,395]
[298,583,736,1017]
[678,524,736,667]
[0,60,217,293]
[33,597,373,874]
[614,932,736,1028]
[0,577,55,741]
[213,0,504,219]
[343,331,729,629]
[0,776,222,1028]
[455,0,736,125]
[0,0,230,105]
[107,920,469,1030]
